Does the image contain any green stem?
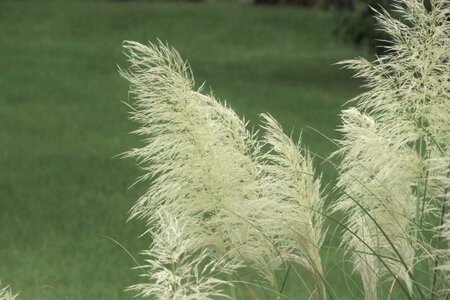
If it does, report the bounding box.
[419,159,430,228]
[229,274,238,299]
[278,264,290,298]
[413,118,427,287]
[430,169,450,299]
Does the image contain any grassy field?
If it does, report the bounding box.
[0,1,365,299]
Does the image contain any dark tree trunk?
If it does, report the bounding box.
[253,0,316,6]
[253,0,280,4]
[336,0,354,10]
[326,0,354,10]
[284,0,315,6]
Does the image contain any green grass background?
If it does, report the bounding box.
[0,1,366,299]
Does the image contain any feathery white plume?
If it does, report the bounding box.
[0,283,17,300]
[120,40,279,282]
[260,114,325,296]
[334,0,450,298]
[128,210,239,299]
[121,41,327,295]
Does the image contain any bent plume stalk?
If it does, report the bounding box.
[121,41,326,298]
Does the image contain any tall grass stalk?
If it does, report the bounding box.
[333,0,450,298]
[121,41,326,298]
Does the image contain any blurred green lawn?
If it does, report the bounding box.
[0,1,364,299]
